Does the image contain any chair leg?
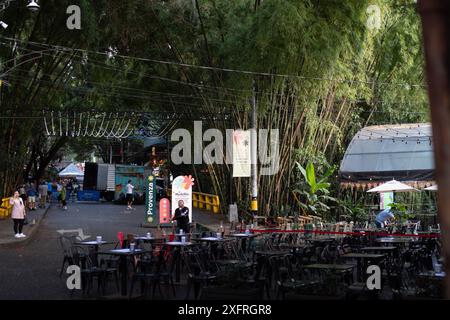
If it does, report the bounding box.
[265,281,271,299]
[114,271,120,293]
[197,283,204,300]
[194,282,200,300]
[164,277,171,298]
[185,278,192,299]
[170,276,176,297]
[102,273,108,295]
[96,275,102,296]
[128,276,136,299]
[158,281,164,299]
[59,256,68,278]
[140,279,145,296]
[152,279,158,299]
[86,275,92,296]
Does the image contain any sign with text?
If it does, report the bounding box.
[159,198,171,224]
[171,175,194,223]
[380,192,394,210]
[232,130,251,177]
[145,175,157,224]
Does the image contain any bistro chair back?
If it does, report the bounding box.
[58,235,76,277]
[70,245,89,268]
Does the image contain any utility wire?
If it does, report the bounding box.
[0,35,428,88]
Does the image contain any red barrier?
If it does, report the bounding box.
[244,229,441,238]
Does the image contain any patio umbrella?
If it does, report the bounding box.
[425,184,438,191]
[366,179,419,193]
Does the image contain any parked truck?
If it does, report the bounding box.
[83,162,164,203]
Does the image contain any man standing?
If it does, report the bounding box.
[171,200,190,234]
[125,180,134,210]
[38,181,48,209]
[27,183,38,211]
[375,208,395,228]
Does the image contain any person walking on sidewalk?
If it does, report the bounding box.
[19,184,27,203]
[10,191,27,238]
[27,183,38,211]
[60,183,68,210]
[125,180,134,210]
[38,181,48,208]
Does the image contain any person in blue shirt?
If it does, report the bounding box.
[26,183,38,211]
[375,208,395,228]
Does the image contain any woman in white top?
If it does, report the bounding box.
[10,191,27,238]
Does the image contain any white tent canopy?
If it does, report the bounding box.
[425,184,438,191]
[367,179,419,193]
[58,163,84,177]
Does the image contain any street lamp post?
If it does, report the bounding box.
[0,0,40,29]
[250,80,258,218]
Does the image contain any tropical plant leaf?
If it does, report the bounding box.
[296,162,308,184]
[316,182,331,190]
[318,166,335,184]
[306,162,316,187]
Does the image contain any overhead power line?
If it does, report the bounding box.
[0,35,428,89]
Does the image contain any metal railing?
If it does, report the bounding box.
[0,197,12,218]
[167,190,220,214]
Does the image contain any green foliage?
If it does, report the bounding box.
[336,197,368,222]
[388,202,415,223]
[0,0,430,208]
[292,161,337,218]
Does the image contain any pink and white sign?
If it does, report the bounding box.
[171,175,194,223]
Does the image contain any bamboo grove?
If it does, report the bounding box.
[0,1,429,218]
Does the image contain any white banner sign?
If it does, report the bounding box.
[171,175,194,222]
[232,130,251,177]
[380,192,394,210]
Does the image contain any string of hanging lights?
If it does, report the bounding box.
[42,110,138,139]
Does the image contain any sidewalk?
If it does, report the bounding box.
[0,205,49,247]
[0,202,228,245]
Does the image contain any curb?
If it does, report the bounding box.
[0,205,51,248]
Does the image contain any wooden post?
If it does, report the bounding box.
[417,0,450,299]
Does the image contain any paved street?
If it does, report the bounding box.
[0,202,223,299]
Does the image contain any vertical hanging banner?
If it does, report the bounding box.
[380,192,394,210]
[171,175,194,222]
[232,130,251,177]
[145,174,156,224]
[159,198,171,224]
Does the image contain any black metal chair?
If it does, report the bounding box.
[58,235,76,277]
[184,250,218,299]
[70,245,104,296]
[129,252,158,299]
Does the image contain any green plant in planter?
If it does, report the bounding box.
[388,202,415,224]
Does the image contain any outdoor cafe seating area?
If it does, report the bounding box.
[58,222,444,300]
